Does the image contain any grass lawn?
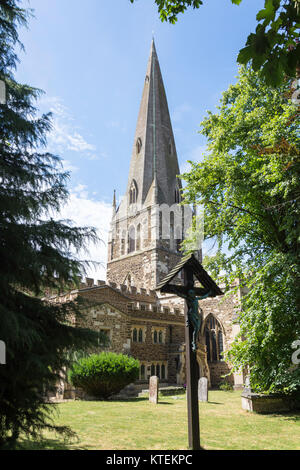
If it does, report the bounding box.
[18,391,300,450]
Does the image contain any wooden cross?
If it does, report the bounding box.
[156,253,223,450]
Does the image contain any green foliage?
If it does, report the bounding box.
[0,0,102,448]
[181,66,300,393]
[129,0,300,86]
[68,353,140,399]
[219,381,234,392]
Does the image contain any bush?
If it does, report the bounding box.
[219,381,234,392]
[68,352,140,399]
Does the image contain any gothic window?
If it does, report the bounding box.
[174,186,180,203]
[159,211,162,240]
[129,180,138,204]
[152,328,165,344]
[132,326,144,343]
[136,223,141,251]
[128,226,135,253]
[168,139,173,156]
[205,329,211,362]
[170,211,174,249]
[121,231,126,255]
[140,364,145,379]
[205,314,224,362]
[150,362,167,379]
[138,328,143,343]
[169,325,173,343]
[132,328,138,342]
[218,330,224,359]
[111,239,114,261]
[136,138,142,154]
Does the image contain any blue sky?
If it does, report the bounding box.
[16,0,264,279]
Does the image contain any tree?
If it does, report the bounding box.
[181,66,300,393]
[129,0,300,86]
[0,0,103,447]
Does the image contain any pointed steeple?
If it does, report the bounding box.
[125,39,181,207]
[107,41,186,290]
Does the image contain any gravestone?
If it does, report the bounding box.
[198,377,208,402]
[243,376,251,394]
[149,376,159,404]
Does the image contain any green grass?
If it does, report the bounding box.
[18,391,300,450]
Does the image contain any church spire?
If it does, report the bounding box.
[125,39,181,207]
[107,40,184,290]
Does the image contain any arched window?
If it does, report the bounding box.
[156,364,160,378]
[129,180,138,204]
[158,331,163,344]
[138,328,143,343]
[151,364,155,376]
[141,364,145,379]
[153,330,158,344]
[136,223,141,251]
[205,329,211,362]
[111,239,114,261]
[128,226,135,253]
[161,364,165,380]
[170,211,174,249]
[205,315,224,362]
[218,330,224,359]
[136,137,142,154]
[132,328,137,342]
[168,139,173,156]
[159,211,162,240]
[121,231,126,255]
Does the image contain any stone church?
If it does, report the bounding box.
[53,40,245,390]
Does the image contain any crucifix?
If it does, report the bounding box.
[156,253,223,450]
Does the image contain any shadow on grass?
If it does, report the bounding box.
[108,397,149,403]
[268,411,300,422]
[16,437,89,450]
[108,397,175,405]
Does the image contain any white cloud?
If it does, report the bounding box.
[62,160,79,173]
[58,191,113,281]
[67,132,96,153]
[38,96,101,158]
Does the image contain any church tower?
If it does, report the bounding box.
[107,40,192,289]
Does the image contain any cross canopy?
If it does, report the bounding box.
[155,253,223,297]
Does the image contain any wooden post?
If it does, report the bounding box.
[184,267,200,450]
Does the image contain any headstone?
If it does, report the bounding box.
[243,376,251,394]
[149,376,159,404]
[198,377,208,402]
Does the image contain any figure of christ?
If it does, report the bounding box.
[171,287,212,352]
